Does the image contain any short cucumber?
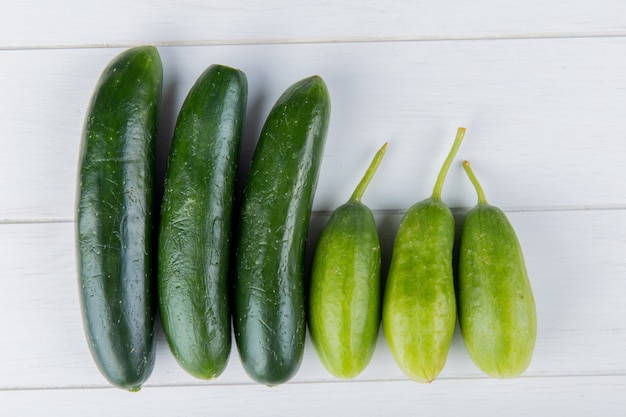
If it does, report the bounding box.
[457,160,537,378]
[234,76,331,386]
[76,46,163,391]
[383,127,465,383]
[158,65,247,379]
[308,143,387,379]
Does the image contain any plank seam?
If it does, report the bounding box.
[2,205,626,225]
[1,31,626,51]
[1,372,624,392]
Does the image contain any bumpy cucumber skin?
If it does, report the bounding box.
[76,46,163,391]
[158,65,247,380]
[457,204,537,378]
[234,76,330,386]
[309,201,381,379]
[383,198,457,383]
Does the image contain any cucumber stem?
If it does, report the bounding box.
[431,127,466,201]
[349,142,388,203]
[462,160,488,205]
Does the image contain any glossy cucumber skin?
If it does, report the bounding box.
[309,201,381,379]
[158,65,247,379]
[457,204,537,378]
[383,198,457,383]
[234,76,330,386]
[76,46,163,391]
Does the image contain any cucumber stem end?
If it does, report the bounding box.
[431,127,466,201]
[349,142,388,203]
[462,160,489,205]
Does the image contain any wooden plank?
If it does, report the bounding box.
[1,37,626,221]
[0,209,624,389]
[0,375,624,417]
[1,0,625,49]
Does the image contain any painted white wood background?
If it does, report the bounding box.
[1,0,625,415]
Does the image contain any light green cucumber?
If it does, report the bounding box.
[457,160,537,378]
[383,127,466,383]
[309,143,387,379]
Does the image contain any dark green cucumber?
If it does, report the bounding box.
[383,128,465,383]
[458,160,537,378]
[309,143,386,379]
[76,46,163,391]
[234,76,331,386]
[158,65,247,379]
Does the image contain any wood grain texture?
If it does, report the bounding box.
[1,0,625,49]
[2,38,626,220]
[0,376,625,417]
[1,0,625,413]
[1,210,625,389]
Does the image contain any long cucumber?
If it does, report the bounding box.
[233,75,331,386]
[158,65,247,379]
[76,46,163,391]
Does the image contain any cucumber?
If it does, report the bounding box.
[158,65,247,379]
[308,143,387,379]
[383,128,465,383]
[233,75,331,386]
[76,46,163,391]
[457,160,537,378]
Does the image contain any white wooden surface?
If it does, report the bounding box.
[1,1,625,415]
